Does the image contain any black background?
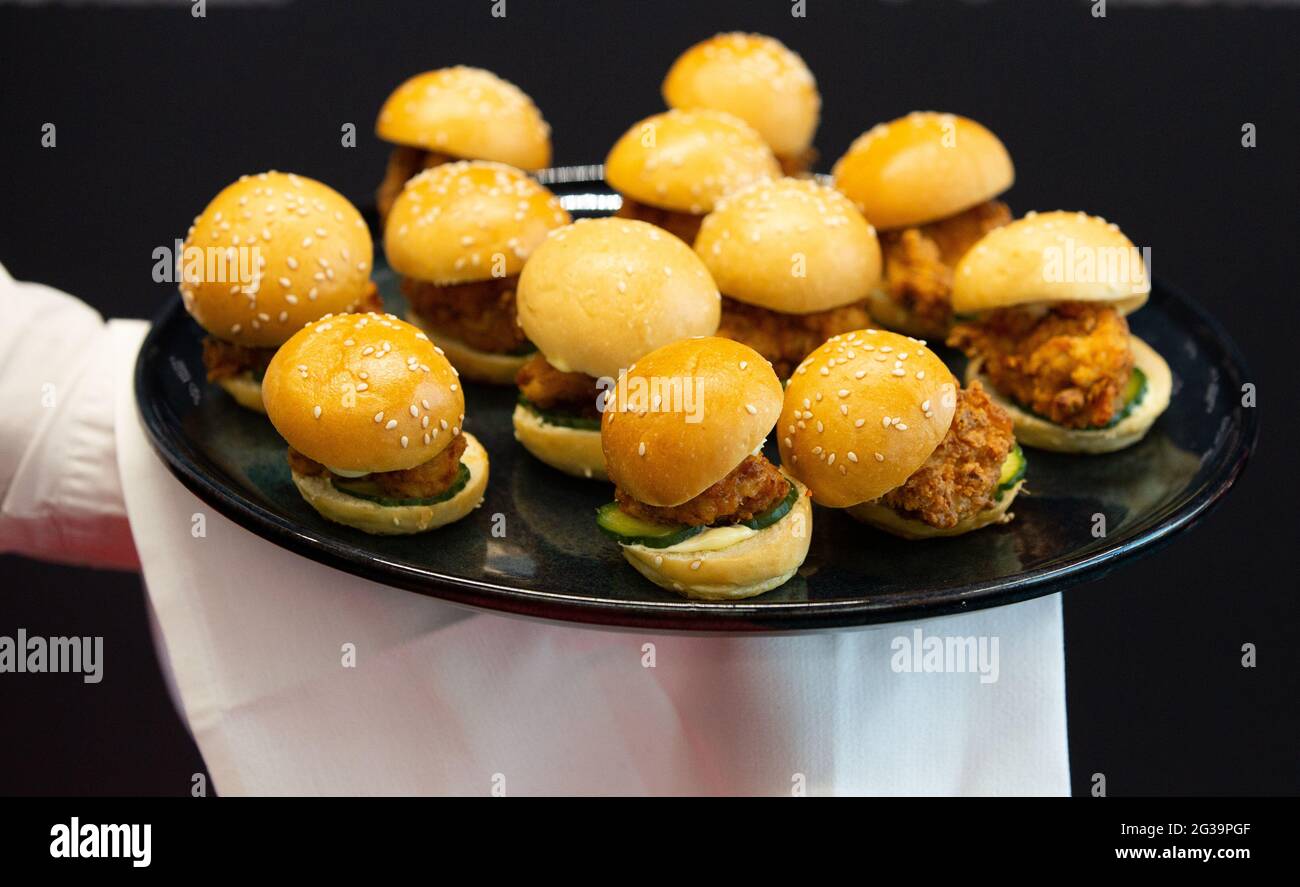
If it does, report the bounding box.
[0,0,1296,796]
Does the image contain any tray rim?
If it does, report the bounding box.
[133,197,1258,634]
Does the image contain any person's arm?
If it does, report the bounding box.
[0,264,139,570]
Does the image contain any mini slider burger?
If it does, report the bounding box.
[832,112,1014,340]
[696,177,882,379]
[384,161,570,384]
[662,32,820,176]
[513,217,721,480]
[779,330,1025,539]
[261,312,488,534]
[375,67,551,221]
[180,171,380,413]
[598,337,812,600]
[605,109,780,244]
[947,211,1172,453]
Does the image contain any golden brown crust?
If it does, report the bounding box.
[616,454,787,527]
[614,198,703,245]
[716,296,872,380]
[376,146,451,223]
[402,275,526,355]
[878,382,1014,529]
[948,302,1134,429]
[515,354,601,417]
[878,200,1011,338]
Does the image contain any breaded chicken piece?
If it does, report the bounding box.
[201,282,383,380]
[879,199,1012,336]
[716,296,873,381]
[376,146,453,222]
[948,302,1134,429]
[402,275,529,354]
[614,197,704,245]
[515,355,602,418]
[287,432,468,499]
[616,454,789,528]
[880,382,1015,529]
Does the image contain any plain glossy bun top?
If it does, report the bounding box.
[833,112,1014,230]
[605,109,781,214]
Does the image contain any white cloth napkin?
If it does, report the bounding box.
[1,265,1070,795]
[106,319,1068,795]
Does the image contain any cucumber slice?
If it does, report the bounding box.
[995,445,1027,501]
[595,502,704,549]
[740,482,798,530]
[517,395,602,431]
[1104,367,1148,428]
[333,463,471,507]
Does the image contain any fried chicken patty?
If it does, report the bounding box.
[287,432,468,500]
[201,282,384,381]
[376,145,453,222]
[614,197,704,244]
[879,199,1012,336]
[948,302,1134,429]
[515,354,603,418]
[616,454,789,528]
[402,275,530,355]
[716,296,873,380]
[777,147,817,178]
[879,382,1015,529]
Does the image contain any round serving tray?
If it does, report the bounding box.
[134,170,1257,632]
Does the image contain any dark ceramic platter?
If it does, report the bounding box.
[135,172,1257,632]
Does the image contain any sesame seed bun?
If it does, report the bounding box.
[778,331,958,508]
[375,67,551,170]
[846,480,1022,539]
[511,404,608,481]
[179,172,373,348]
[404,310,532,386]
[604,109,781,214]
[832,112,1014,230]
[966,335,1171,454]
[292,432,487,535]
[662,32,820,160]
[516,218,721,378]
[262,313,465,474]
[620,476,812,601]
[602,337,782,507]
[695,177,881,314]
[216,372,267,413]
[384,161,569,285]
[952,211,1150,315]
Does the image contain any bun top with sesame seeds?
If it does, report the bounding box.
[602,337,782,507]
[179,171,373,349]
[376,67,551,171]
[695,177,882,314]
[778,330,958,508]
[604,109,781,215]
[516,218,721,379]
[832,112,1014,231]
[384,161,570,285]
[662,32,820,159]
[951,211,1150,316]
[262,313,465,474]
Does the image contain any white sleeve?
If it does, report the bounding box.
[0,264,141,570]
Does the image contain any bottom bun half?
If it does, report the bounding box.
[216,372,266,413]
[511,402,607,481]
[291,432,488,534]
[406,311,533,385]
[866,288,949,341]
[965,335,1172,454]
[621,478,813,601]
[847,480,1023,540]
